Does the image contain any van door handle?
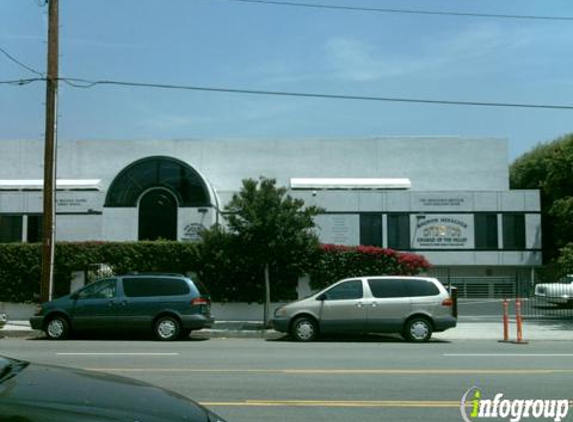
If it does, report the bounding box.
[371,302,378,308]
[356,302,364,308]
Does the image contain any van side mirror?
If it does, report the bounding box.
[316,294,326,301]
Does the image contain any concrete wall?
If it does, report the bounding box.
[0,137,510,194]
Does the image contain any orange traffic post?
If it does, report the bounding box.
[512,298,529,345]
[498,299,510,343]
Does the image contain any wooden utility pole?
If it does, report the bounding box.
[40,0,59,302]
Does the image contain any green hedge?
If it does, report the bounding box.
[0,242,201,303]
[0,242,431,303]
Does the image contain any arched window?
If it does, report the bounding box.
[105,157,210,207]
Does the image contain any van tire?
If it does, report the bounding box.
[291,316,318,342]
[154,316,181,341]
[46,315,70,340]
[403,317,433,342]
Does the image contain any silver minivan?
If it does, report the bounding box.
[271,276,457,342]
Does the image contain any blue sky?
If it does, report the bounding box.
[1,0,572,161]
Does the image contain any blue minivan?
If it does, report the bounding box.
[30,274,214,341]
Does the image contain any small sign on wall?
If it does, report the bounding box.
[56,192,101,213]
[181,223,206,242]
[413,193,473,211]
[314,214,359,246]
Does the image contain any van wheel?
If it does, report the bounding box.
[154,316,181,341]
[291,316,318,342]
[403,317,432,342]
[46,316,69,340]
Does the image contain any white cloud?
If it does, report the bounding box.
[325,37,440,81]
[324,23,530,82]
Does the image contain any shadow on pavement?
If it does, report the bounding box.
[268,333,451,344]
[26,332,210,342]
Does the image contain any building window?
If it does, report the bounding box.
[105,156,210,207]
[0,215,23,243]
[388,214,410,250]
[360,214,382,247]
[503,214,526,249]
[475,214,498,250]
[27,215,43,243]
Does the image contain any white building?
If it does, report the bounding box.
[0,137,541,297]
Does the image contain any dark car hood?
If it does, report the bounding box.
[0,360,218,422]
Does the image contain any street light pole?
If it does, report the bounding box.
[40,0,59,303]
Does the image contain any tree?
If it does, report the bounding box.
[510,133,573,269]
[219,177,323,324]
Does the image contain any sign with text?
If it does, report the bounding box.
[412,214,474,249]
[181,223,206,242]
[315,214,359,246]
[412,193,473,211]
[56,192,101,213]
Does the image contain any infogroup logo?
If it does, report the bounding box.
[460,387,570,422]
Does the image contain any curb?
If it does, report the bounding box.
[0,321,281,340]
[3,320,573,341]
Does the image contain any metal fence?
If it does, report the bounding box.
[521,282,573,319]
[444,275,573,319]
[449,277,517,299]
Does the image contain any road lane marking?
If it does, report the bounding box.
[57,353,180,356]
[444,353,573,357]
[199,400,464,408]
[86,368,573,375]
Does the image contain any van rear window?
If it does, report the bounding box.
[122,277,191,297]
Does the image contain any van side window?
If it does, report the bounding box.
[367,279,408,298]
[78,279,117,299]
[406,279,440,297]
[324,280,363,300]
[123,277,191,297]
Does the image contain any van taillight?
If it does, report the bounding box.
[442,298,453,307]
[191,298,210,306]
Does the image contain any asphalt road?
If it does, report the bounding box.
[2,336,573,422]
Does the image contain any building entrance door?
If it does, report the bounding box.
[138,189,177,240]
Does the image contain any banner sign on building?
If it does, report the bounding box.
[412,214,474,249]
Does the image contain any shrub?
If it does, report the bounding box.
[307,244,431,290]
[0,241,201,303]
[0,241,431,303]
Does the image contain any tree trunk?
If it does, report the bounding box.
[264,264,271,328]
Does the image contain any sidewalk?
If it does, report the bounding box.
[3,319,573,341]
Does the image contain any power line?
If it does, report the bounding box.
[0,46,44,76]
[0,78,43,85]
[4,76,573,110]
[203,0,573,21]
[60,77,573,111]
